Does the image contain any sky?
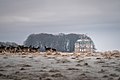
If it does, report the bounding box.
[0,0,120,51]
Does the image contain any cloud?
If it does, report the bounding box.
[0,0,120,25]
[0,0,120,50]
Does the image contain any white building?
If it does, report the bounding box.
[75,35,96,53]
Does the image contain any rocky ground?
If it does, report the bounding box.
[0,51,120,80]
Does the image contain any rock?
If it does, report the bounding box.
[49,69,60,72]
[51,73,63,77]
[96,57,101,59]
[0,73,5,77]
[22,64,32,67]
[102,75,108,78]
[84,63,88,66]
[71,57,76,59]
[109,73,119,77]
[76,64,82,66]
[67,68,79,70]
[39,77,42,80]
[20,67,26,70]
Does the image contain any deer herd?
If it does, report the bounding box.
[0,45,58,54]
[0,45,40,53]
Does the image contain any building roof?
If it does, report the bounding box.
[76,38,93,43]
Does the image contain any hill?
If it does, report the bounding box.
[24,33,95,52]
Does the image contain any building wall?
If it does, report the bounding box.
[75,40,95,53]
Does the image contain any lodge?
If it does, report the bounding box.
[75,35,96,53]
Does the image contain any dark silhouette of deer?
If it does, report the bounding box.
[44,46,56,52]
[30,46,40,52]
[0,44,40,53]
[0,45,6,53]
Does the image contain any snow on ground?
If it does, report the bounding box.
[0,52,120,80]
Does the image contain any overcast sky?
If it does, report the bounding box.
[0,0,120,51]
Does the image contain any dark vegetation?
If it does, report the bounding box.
[24,33,93,52]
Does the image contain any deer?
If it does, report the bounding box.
[44,46,56,52]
